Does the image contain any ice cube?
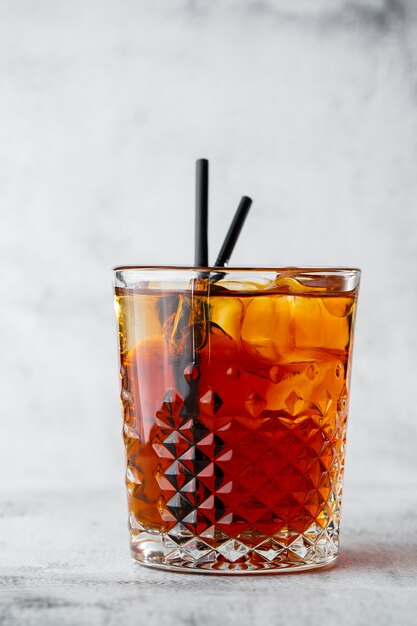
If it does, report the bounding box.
[264,357,345,414]
[164,294,208,357]
[241,295,293,361]
[320,297,354,352]
[322,296,355,318]
[241,290,353,362]
[209,296,243,343]
[119,294,162,349]
[270,275,309,293]
[126,336,169,379]
[292,296,351,352]
[125,336,175,437]
[292,296,324,348]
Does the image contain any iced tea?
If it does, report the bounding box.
[114,268,360,572]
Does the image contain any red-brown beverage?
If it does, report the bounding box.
[114,269,359,572]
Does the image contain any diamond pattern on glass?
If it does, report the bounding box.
[140,378,346,571]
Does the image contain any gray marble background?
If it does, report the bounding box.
[1,0,417,498]
[1,486,417,626]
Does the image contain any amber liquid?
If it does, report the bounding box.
[116,281,357,548]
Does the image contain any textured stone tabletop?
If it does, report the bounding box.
[1,484,416,626]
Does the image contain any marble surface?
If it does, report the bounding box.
[1,484,416,625]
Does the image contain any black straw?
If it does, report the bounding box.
[195,159,209,267]
[215,196,252,267]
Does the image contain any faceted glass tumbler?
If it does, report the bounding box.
[113,267,360,574]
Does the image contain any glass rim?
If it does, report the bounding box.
[113,265,361,275]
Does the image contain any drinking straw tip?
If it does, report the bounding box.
[215,195,253,267]
[195,159,209,267]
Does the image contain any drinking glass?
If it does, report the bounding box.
[113,267,360,573]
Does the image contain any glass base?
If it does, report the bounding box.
[129,522,339,574]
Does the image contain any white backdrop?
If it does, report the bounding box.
[1,0,416,492]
